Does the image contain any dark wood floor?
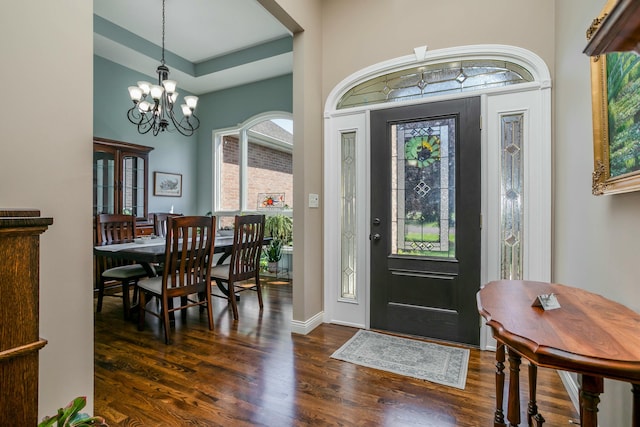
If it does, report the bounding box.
[95,278,579,426]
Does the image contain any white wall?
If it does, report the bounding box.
[0,1,94,418]
[555,0,640,424]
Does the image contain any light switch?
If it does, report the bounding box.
[308,193,319,208]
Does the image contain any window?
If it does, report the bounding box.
[338,59,533,109]
[214,116,293,228]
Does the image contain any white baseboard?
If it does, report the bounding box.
[290,311,324,335]
[322,316,364,329]
[558,370,580,413]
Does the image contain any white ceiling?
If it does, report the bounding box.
[94,0,293,95]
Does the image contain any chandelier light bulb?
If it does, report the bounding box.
[184,95,198,109]
[138,101,152,112]
[128,86,143,102]
[181,104,192,116]
[137,81,151,95]
[169,92,179,104]
[162,80,177,94]
[150,85,164,100]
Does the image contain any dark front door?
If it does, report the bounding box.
[370,97,481,345]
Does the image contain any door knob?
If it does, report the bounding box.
[371,233,381,241]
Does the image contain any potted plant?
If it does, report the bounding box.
[264,214,293,245]
[265,239,283,273]
[39,396,108,427]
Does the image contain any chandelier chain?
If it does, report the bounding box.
[161,0,166,65]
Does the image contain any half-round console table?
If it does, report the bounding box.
[0,209,53,425]
[478,280,640,427]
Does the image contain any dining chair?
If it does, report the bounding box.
[152,212,183,238]
[95,213,149,320]
[211,214,265,320]
[136,215,216,344]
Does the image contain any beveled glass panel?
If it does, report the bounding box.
[500,114,524,279]
[93,151,115,215]
[122,156,145,217]
[341,131,357,299]
[391,117,457,258]
[338,59,534,109]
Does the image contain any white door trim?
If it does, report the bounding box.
[323,45,552,349]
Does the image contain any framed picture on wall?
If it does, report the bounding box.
[154,172,182,197]
[588,2,640,195]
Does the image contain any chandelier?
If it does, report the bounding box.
[127,0,200,136]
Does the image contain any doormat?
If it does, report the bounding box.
[330,330,469,389]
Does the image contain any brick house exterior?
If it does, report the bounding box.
[218,120,293,233]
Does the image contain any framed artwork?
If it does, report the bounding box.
[589,4,640,195]
[153,172,182,197]
[257,193,285,210]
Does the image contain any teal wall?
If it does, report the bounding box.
[93,55,293,216]
[94,56,198,215]
[195,74,294,214]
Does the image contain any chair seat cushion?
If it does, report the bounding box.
[137,276,163,295]
[102,264,148,280]
[210,264,230,280]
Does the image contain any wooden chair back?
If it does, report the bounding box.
[162,216,216,299]
[153,212,183,238]
[94,214,137,286]
[96,213,137,245]
[228,214,266,282]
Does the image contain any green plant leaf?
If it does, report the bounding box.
[39,397,109,427]
[264,215,293,245]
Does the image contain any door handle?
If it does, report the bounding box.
[370,233,381,241]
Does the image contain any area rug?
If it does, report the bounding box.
[330,330,470,389]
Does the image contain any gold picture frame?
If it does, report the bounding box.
[589,2,640,195]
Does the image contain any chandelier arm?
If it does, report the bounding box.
[127,107,157,135]
[169,111,200,137]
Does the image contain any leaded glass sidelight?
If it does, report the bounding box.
[338,60,534,109]
[391,118,456,258]
[341,131,357,299]
[500,114,524,279]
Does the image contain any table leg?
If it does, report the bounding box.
[140,262,157,277]
[631,383,640,427]
[122,282,131,320]
[527,363,544,426]
[507,348,522,427]
[580,375,603,427]
[495,343,507,427]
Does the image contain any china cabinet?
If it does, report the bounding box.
[93,137,153,223]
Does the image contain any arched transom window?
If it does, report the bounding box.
[337,59,534,109]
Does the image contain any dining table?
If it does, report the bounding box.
[94,234,256,305]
